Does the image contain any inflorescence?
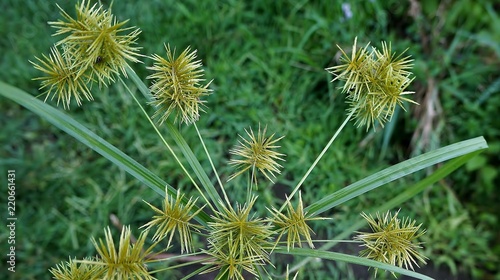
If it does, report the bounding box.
[35,2,426,279]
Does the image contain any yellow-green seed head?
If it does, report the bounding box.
[89,226,157,280]
[50,0,142,85]
[49,257,102,280]
[147,44,212,125]
[355,210,427,277]
[30,46,93,110]
[228,125,285,185]
[326,37,418,130]
[140,189,203,253]
[203,197,274,279]
[269,192,329,251]
[32,1,141,109]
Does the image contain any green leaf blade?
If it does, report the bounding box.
[306,137,488,216]
[288,151,485,273]
[0,81,211,225]
[126,66,224,211]
[275,247,435,280]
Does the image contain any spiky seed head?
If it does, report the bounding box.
[49,257,103,280]
[30,46,93,109]
[228,124,285,185]
[269,192,330,251]
[203,196,275,279]
[32,1,141,108]
[89,226,157,280]
[147,44,212,125]
[326,37,418,130]
[355,210,427,277]
[327,37,373,101]
[49,0,142,86]
[140,189,204,253]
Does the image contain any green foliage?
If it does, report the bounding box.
[415,186,499,279]
[0,0,498,279]
[402,1,500,277]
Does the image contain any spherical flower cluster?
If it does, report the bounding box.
[326,37,417,130]
[147,44,212,125]
[31,0,141,109]
[228,125,285,185]
[355,210,427,276]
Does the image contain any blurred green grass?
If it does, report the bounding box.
[0,0,498,279]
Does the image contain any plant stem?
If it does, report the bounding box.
[125,65,224,211]
[248,166,256,204]
[278,108,356,213]
[193,122,231,206]
[118,77,216,213]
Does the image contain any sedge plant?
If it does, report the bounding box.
[0,1,489,279]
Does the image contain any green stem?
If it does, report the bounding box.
[118,77,216,213]
[125,65,224,212]
[248,166,256,204]
[279,108,356,212]
[126,64,153,102]
[276,247,434,280]
[193,122,231,206]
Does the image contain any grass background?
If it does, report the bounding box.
[0,0,499,279]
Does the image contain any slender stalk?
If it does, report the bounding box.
[126,65,224,211]
[193,122,231,206]
[126,64,153,102]
[248,166,256,204]
[118,77,216,213]
[278,107,356,212]
[149,256,213,274]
